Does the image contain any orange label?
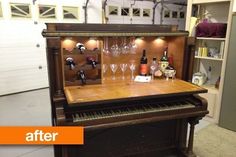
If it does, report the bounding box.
[0,126,84,145]
[140,64,148,75]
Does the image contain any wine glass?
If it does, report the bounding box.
[102,64,108,80]
[102,37,110,55]
[110,38,120,57]
[150,65,157,81]
[129,63,136,80]
[120,63,128,80]
[121,37,130,55]
[129,37,137,54]
[110,64,118,80]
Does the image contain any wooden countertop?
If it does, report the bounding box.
[64,79,207,106]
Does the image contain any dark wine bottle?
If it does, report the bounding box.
[76,43,86,54]
[166,55,174,70]
[161,47,169,62]
[140,49,148,76]
[78,70,86,85]
[87,56,97,69]
[160,47,169,72]
[66,57,75,70]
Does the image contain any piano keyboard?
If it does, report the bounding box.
[72,100,195,123]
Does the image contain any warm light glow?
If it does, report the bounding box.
[86,38,98,50]
[154,38,165,45]
[62,37,76,51]
[135,38,144,44]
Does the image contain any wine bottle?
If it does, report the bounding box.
[166,55,174,70]
[78,70,86,85]
[161,47,169,62]
[165,55,176,79]
[160,47,169,72]
[140,49,148,76]
[76,43,86,54]
[66,57,75,70]
[87,56,97,69]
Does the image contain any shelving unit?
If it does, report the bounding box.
[194,56,223,61]
[196,37,226,41]
[186,0,234,122]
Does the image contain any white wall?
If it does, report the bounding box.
[0,0,102,95]
[234,0,236,12]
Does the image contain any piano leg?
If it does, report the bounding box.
[184,117,201,157]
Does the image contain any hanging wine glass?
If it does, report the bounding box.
[102,64,108,80]
[110,64,118,80]
[121,37,130,55]
[110,37,120,57]
[129,63,136,80]
[120,63,128,80]
[102,37,110,55]
[129,37,137,54]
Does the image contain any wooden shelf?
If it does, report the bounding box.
[192,0,230,4]
[195,56,223,61]
[196,37,226,41]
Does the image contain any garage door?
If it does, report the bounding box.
[0,21,48,95]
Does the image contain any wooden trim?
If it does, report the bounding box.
[42,23,188,37]
[42,32,189,37]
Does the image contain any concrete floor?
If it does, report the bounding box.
[0,88,211,157]
[0,89,54,157]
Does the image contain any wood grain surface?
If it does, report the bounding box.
[64,79,207,105]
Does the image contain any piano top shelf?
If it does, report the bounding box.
[64,79,207,106]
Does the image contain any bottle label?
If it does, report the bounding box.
[140,64,148,75]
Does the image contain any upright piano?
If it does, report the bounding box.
[42,24,208,157]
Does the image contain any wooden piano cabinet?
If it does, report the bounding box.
[64,119,188,157]
[42,24,208,157]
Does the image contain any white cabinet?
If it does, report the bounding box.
[186,0,234,123]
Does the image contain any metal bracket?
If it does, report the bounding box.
[83,0,90,23]
[32,0,37,5]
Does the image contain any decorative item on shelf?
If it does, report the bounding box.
[77,70,86,85]
[192,72,206,86]
[215,76,220,89]
[202,47,208,57]
[159,47,169,72]
[76,43,86,54]
[164,70,176,81]
[196,23,227,38]
[66,57,75,70]
[207,66,212,84]
[86,56,97,69]
[197,47,203,57]
[209,47,220,58]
